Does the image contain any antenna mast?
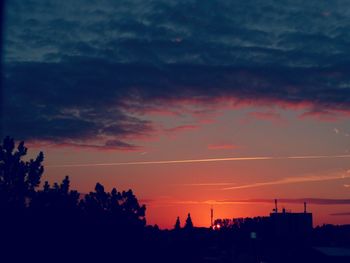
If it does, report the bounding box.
[275,199,278,213]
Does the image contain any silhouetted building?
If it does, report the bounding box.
[269,200,313,239]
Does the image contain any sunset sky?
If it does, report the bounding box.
[2,0,350,228]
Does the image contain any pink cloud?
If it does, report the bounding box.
[207,143,237,150]
[124,95,350,125]
[25,95,350,151]
[298,110,342,122]
[164,124,200,133]
[247,111,283,122]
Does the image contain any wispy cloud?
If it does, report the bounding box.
[27,139,144,152]
[164,124,199,133]
[46,155,350,168]
[222,171,350,190]
[183,182,236,186]
[242,110,284,124]
[332,128,350,138]
[207,143,237,150]
[151,198,350,206]
[299,110,340,122]
[330,212,350,216]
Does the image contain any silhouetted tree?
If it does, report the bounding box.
[81,183,146,228]
[174,216,181,230]
[184,213,193,230]
[0,136,44,210]
[30,176,80,215]
[0,137,149,262]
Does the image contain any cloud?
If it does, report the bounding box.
[150,197,350,207]
[164,124,199,133]
[27,139,143,152]
[208,143,237,150]
[241,110,284,124]
[330,212,350,216]
[104,140,143,151]
[45,155,350,168]
[3,0,350,147]
[248,111,282,122]
[222,171,350,190]
[299,110,340,122]
[183,182,236,186]
[331,128,350,138]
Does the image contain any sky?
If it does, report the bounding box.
[2,0,350,228]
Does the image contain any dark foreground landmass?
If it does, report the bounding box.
[1,137,350,263]
[2,218,350,263]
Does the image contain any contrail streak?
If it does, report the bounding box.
[46,154,350,168]
[222,173,350,190]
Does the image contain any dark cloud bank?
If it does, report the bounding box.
[3,0,350,149]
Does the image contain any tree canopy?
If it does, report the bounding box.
[185,213,194,230]
[0,136,146,228]
[0,136,44,210]
[174,216,181,230]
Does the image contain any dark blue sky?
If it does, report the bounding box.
[3,0,350,148]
